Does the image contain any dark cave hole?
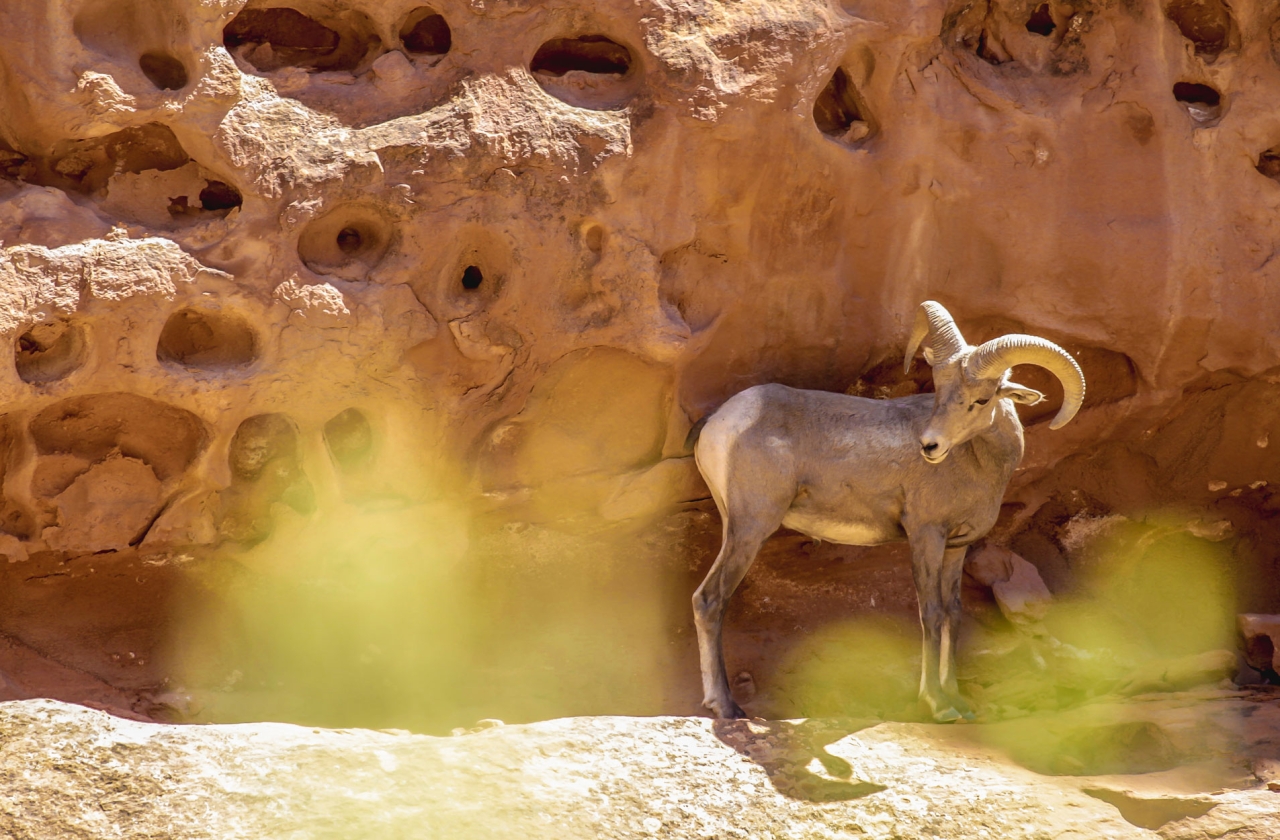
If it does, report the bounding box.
[1173,81,1223,122]
[813,66,869,140]
[461,265,484,290]
[139,51,189,90]
[199,180,242,212]
[1165,0,1230,59]
[976,29,1006,64]
[1257,147,1280,181]
[1026,4,1055,36]
[224,7,338,51]
[400,8,451,55]
[336,227,364,254]
[1245,633,1279,682]
[224,7,344,69]
[1173,81,1220,106]
[531,35,632,76]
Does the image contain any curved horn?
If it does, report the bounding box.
[966,335,1086,429]
[903,301,967,373]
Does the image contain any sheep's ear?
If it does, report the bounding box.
[999,382,1043,405]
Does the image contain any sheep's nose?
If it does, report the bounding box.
[921,442,939,455]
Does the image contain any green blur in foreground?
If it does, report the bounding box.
[776,515,1238,723]
[163,497,675,732]
[166,504,474,730]
[775,615,921,720]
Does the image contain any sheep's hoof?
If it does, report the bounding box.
[705,698,747,719]
[932,706,976,724]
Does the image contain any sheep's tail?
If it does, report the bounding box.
[683,417,708,452]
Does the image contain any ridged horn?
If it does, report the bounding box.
[965,335,1086,429]
[903,301,967,373]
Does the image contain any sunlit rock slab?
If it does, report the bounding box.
[9,697,1276,839]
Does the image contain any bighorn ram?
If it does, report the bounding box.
[688,301,1085,721]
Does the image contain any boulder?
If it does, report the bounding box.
[966,545,1054,628]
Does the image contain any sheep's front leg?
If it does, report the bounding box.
[692,520,772,719]
[908,529,972,722]
[938,545,973,720]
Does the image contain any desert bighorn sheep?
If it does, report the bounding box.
[688,301,1085,721]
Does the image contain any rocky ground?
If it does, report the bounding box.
[3,690,1280,839]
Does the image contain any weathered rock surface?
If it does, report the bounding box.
[4,692,1280,840]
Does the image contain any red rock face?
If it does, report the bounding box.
[0,0,1273,728]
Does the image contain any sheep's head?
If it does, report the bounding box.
[903,301,1086,464]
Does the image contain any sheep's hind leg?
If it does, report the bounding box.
[692,517,776,719]
[908,528,970,722]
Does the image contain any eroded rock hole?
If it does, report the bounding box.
[461,265,484,291]
[1166,0,1231,59]
[221,414,313,544]
[47,123,189,193]
[813,67,872,143]
[1173,82,1223,123]
[976,29,1007,64]
[224,7,349,71]
[30,393,206,482]
[1258,147,1280,181]
[400,8,451,55]
[1026,3,1055,36]
[15,319,86,384]
[1244,632,1278,679]
[1082,788,1216,831]
[531,36,631,76]
[323,408,374,472]
[199,180,242,212]
[157,309,257,370]
[336,227,363,255]
[298,206,392,279]
[0,142,28,180]
[139,51,188,90]
[229,415,299,483]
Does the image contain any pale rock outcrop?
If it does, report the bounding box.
[3,693,1280,839]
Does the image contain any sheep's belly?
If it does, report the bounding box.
[781,511,897,546]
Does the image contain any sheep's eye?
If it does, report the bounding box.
[974,398,990,407]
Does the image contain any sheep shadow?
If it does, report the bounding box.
[712,718,887,802]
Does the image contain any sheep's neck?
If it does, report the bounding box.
[966,404,1025,477]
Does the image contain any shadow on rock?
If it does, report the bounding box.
[712,718,887,801]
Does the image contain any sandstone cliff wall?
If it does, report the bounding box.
[0,0,1274,727]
